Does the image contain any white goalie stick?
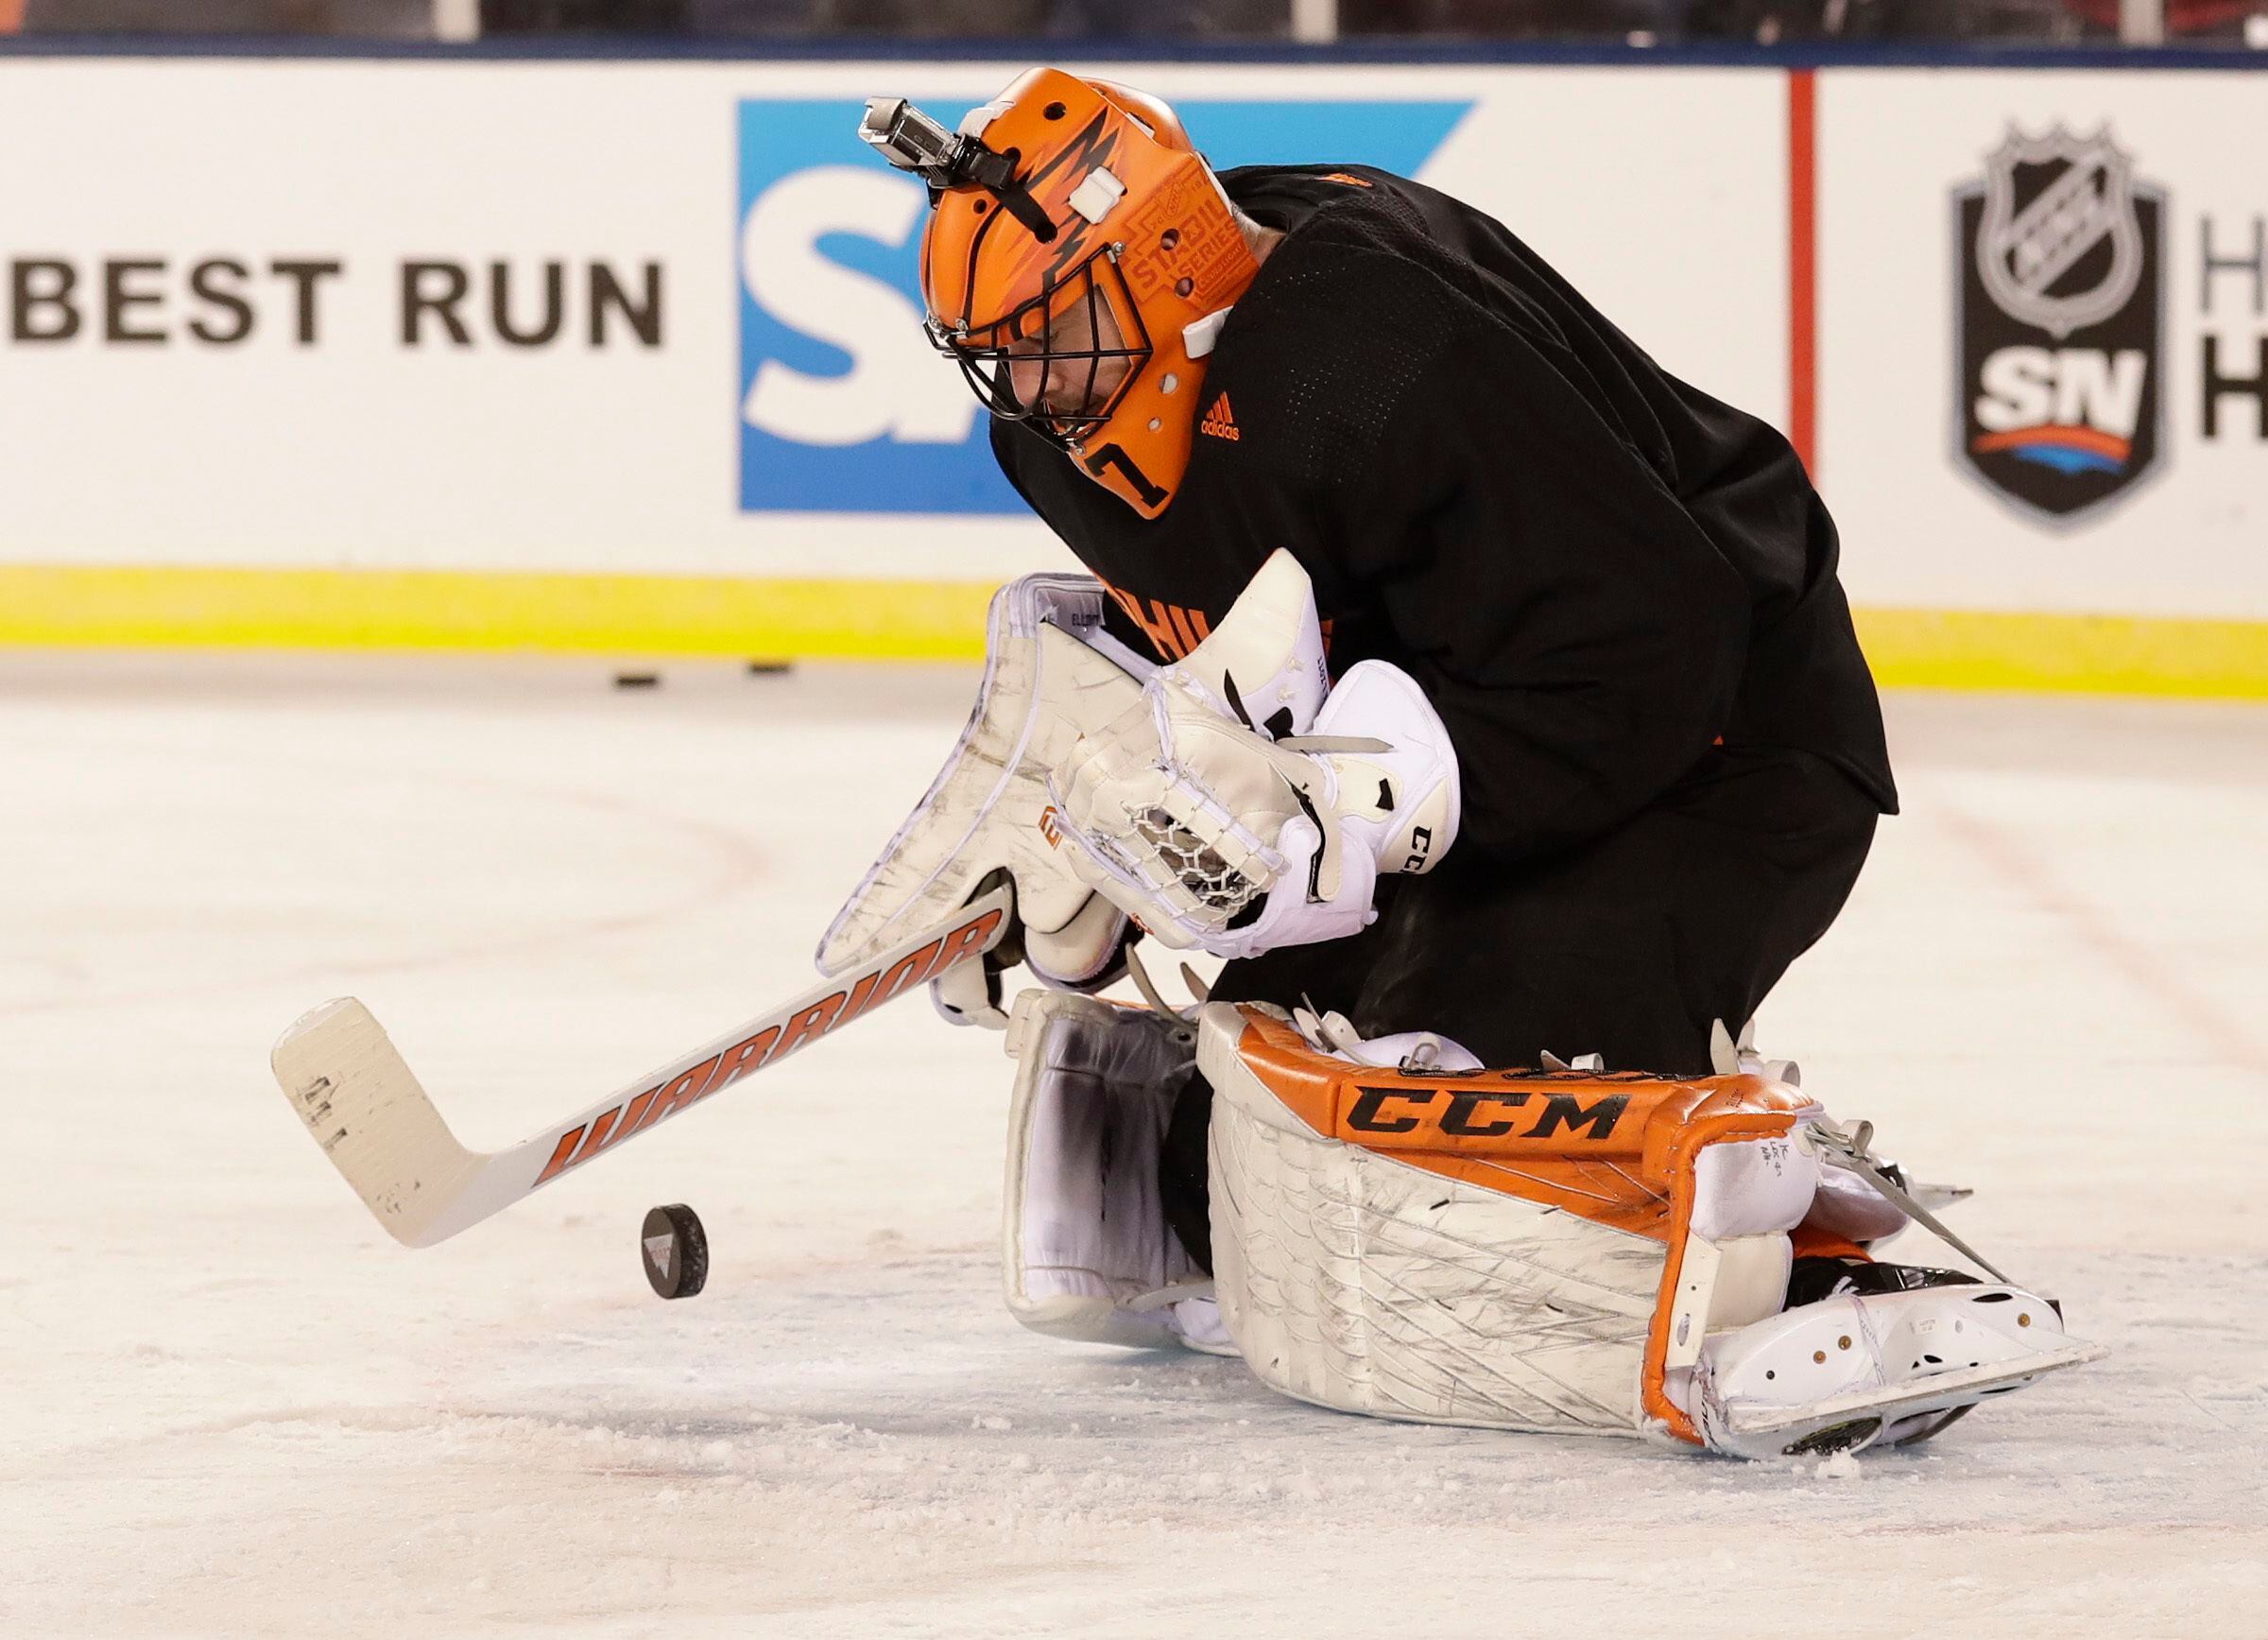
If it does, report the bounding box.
[271,884,1014,1249]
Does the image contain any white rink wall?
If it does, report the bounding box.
[0,60,1782,581]
[1819,70,2268,624]
[0,50,2262,692]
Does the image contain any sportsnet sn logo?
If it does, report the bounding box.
[735,97,1471,514]
[1954,126,2165,525]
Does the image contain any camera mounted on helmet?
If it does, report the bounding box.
[862,69,1263,519]
[858,96,1057,244]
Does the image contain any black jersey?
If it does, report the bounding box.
[991,164,1897,864]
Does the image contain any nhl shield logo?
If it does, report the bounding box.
[1955,126,2164,524]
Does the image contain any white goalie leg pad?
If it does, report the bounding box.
[1207,1073,1665,1435]
[1289,1003,1484,1074]
[1000,990,1228,1353]
[1802,1165,1916,1245]
[1201,1008,1672,1436]
[1198,1003,2102,1454]
[1710,1019,1911,1248]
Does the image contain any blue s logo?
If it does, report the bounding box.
[737,97,1471,515]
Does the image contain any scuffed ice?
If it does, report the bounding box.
[2,656,2263,1638]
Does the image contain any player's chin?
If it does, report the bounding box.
[1040,406,1109,440]
[1040,374,1131,428]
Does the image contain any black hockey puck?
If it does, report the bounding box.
[614,672,661,689]
[641,1203,708,1300]
[746,659,793,676]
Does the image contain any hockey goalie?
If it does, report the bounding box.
[266,66,2098,1458]
[822,554,2094,1459]
[816,72,2101,1459]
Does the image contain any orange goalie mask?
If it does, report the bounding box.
[860,69,1261,518]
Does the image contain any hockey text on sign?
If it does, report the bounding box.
[5,256,662,350]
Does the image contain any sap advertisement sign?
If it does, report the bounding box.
[735,98,1471,515]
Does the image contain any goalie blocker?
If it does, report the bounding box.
[1002,989,2100,1459]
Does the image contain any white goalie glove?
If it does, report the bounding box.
[1048,551,1461,962]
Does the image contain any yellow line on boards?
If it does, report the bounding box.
[2,566,2266,700]
[1853,607,2268,701]
[0,565,997,662]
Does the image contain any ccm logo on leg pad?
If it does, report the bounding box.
[1343,1087,1630,1145]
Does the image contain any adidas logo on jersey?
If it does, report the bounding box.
[1200,393,1241,441]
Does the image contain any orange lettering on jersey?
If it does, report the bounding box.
[1199,393,1240,441]
[1101,578,1218,663]
[1106,582,1180,657]
[1318,172,1374,188]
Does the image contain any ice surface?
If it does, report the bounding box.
[3,654,2263,1637]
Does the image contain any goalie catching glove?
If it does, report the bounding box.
[816,552,1453,1023]
[1049,551,1461,961]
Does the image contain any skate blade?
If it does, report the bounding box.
[1718,1338,2105,1458]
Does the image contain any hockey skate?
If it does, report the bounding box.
[1690,1274,2094,1459]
